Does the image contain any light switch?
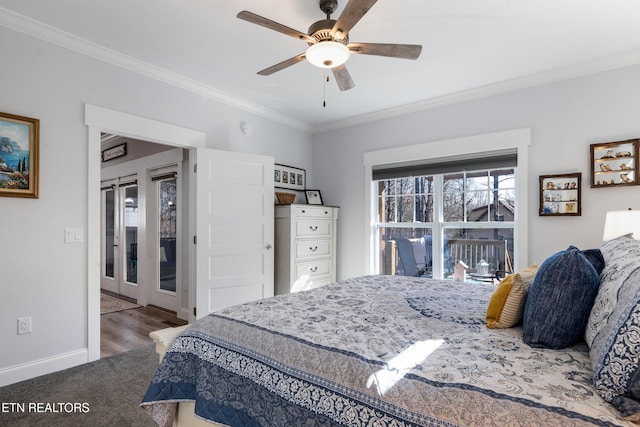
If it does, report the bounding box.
[65,228,83,243]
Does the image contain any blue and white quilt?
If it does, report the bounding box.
[142,275,631,426]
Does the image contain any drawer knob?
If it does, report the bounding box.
[309,266,318,272]
[309,226,318,231]
[310,246,318,252]
[301,209,306,213]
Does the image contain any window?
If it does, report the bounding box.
[375,167,515,279]
[365,129,529,277]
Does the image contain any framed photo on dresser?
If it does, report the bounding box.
[305,190,323,205]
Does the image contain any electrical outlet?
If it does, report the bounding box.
[17,317,31,335]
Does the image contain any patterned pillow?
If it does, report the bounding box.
[486,264,538,329]
[586,235,638,348]
[588,235,640,416]
[522,247,600,349]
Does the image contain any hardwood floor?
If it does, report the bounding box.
[101,295,187,358]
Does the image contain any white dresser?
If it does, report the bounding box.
[275,204,339,294]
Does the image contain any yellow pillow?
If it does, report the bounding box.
[486,265,538,329]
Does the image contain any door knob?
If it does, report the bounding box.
[265,244,273,250]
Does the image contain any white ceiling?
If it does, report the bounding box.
[1,0,640,132]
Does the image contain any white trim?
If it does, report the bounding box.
[0,349,88,387]
[363,128,531,274]
[85,104,206,362]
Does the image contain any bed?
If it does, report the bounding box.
[141,235,640,426]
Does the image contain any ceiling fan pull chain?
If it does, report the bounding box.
[323,72,330,108]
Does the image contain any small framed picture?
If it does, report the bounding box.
[101,142,127,162]
[305,189,323,205]
[274,164,305,190]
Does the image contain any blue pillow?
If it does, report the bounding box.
[523,246,601,349]
[582,248,605,275]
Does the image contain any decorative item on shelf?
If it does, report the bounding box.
[590,138,639,188]
[275,164,305,191]
[275,191,296,205]
[539,173,582,216]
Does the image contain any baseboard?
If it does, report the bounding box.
[0,349,88,387]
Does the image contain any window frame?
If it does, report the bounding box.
[363,128,530,275]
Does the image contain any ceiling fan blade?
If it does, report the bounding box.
[237,11,316,44]
[348,42,422,60]
[257,53,307,76]
[331,0,378,38]
[331,64,355,91]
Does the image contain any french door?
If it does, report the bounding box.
[149,169,180,312]
[101,179,139,300]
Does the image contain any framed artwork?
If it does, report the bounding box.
[274,164,305,190]
[590,138,639,188]
[0,112,39,198]
[101,142,127,162]
[305,189,323,205]
[539,173,581,216]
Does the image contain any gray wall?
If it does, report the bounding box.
[0,27,312,376]
[312,64,640,280]
[2,20,640,384]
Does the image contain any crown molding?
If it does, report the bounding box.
[0,7,312,133]
[311,48,640,133]
[2,7,639,136]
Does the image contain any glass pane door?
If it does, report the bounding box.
[158,178,177,293]
[104,188,115,279]
[123,186,138,284]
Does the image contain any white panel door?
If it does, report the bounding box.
[194,148,274,319]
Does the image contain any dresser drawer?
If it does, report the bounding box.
[295,220,332,237]
[294,206,334,218]
[295,259,331,279]
[295,240,332,259]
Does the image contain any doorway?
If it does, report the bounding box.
[100,142,184,316]
[87,104,206,362]
[87,105,275,363]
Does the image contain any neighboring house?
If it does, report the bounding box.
[1,12,640,388]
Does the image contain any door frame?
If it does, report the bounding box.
[85,104,205,362]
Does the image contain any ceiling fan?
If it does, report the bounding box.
[237,0,422,91]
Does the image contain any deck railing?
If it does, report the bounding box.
[381,237,512,276]
[448,238,512,274]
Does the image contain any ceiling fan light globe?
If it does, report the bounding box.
[306,41,350,69]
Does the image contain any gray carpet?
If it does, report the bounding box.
[0,345,158,426]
